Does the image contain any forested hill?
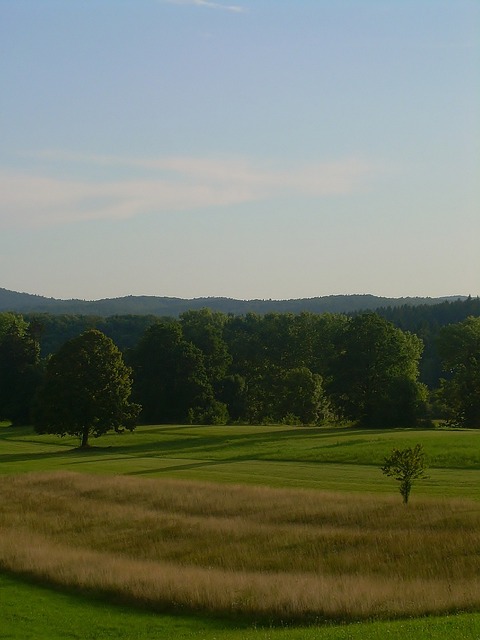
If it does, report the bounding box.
[373,296,480,332]
[0,287,467,317]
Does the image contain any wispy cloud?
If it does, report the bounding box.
[0,152,374,229]
[165,0,246,14]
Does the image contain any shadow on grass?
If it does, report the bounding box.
[98,425,364,458]
[0,446,100,465]
[125,458,248,476]
[0,426,101,465]
[0,423,427,469]
[0,423,31,440]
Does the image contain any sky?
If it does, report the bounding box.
[1,0,479,301]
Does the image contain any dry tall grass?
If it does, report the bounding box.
[1,471,479,622]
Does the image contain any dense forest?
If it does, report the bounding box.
[18,295,480,389]
[1,296,479,434]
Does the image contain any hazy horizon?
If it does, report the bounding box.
[1,1,479,301]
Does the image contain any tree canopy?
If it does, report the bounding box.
[0,313,41,425]
[328,314,426,427]
[438,316,480,428]
[130,321,218,424]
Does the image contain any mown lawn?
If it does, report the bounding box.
[1,423,479,499]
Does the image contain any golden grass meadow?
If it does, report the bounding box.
[1,470,480,623]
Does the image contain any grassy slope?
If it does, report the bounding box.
[1,422,480,638]
[3,472,479,622]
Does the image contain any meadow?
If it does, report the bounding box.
[1,422,479,638]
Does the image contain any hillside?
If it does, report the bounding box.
[0,287,466,317]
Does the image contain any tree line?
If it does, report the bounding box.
[20,296,480,387]
[1,306,479,438]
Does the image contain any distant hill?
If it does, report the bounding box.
[0,287,468,317]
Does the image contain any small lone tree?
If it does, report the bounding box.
[381,444,428,504]
[34,329,141,447]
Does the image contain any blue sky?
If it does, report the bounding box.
[1,0,478,301]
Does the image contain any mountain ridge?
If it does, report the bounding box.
[0,287,468,317]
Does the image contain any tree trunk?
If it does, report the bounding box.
[81,428,89,448]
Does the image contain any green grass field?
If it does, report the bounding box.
[1,422,479,638]
[1,422,479,497]
[3,572,480,640]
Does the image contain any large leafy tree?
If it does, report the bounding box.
[328,313,426,427]
[34,329,140,447]
[437,316,480,427]
[0,313,41,425]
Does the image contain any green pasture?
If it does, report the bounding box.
[1,422,479,499]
